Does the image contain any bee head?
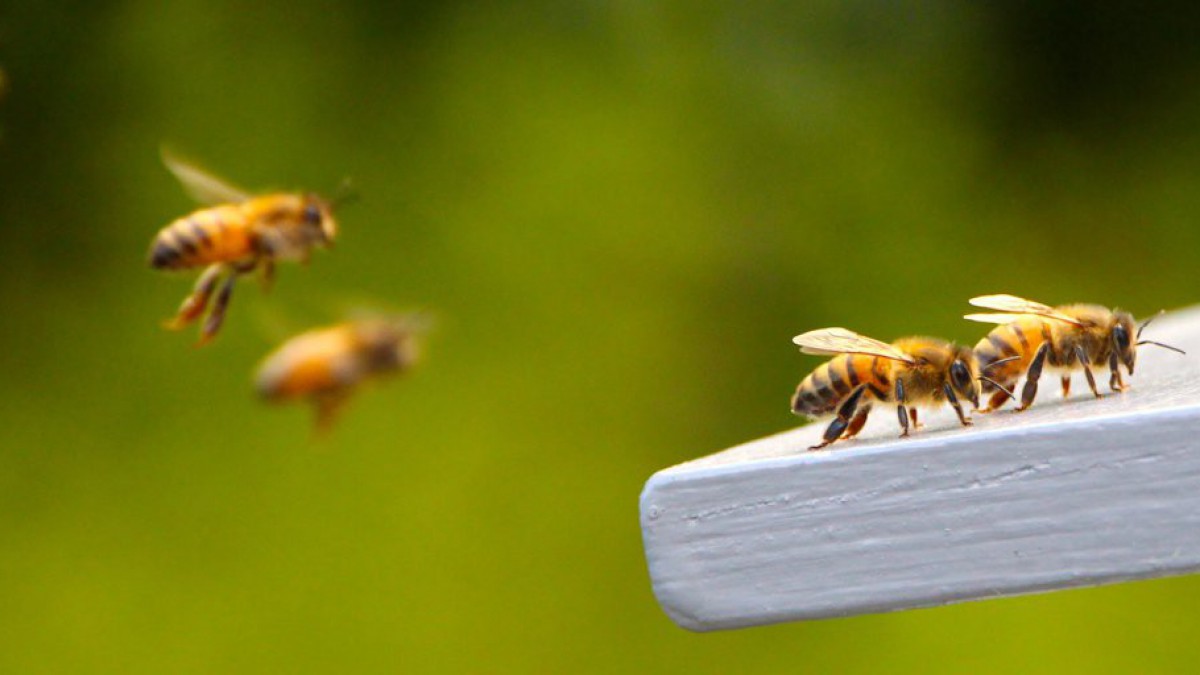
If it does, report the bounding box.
[1111,311,1137,373]
[302,195,338,245]
[356,315,427,372]
[949,345,980,409]
[1118,310,1186,373]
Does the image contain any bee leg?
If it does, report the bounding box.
[896,379,910,438]
[943,383,972,427]
[809,384,867,451]
[197,272,239,346]
[842,405,872,440]
[909,408,924,430]
[978,384,1013,413]
[1075,345,1101,398]
[1016,343,1049,412]
[1109,350,1129,392]
[258,258,275,293]
[1060,376,1071,399]
[165,263,224,330]
[312,391,349,436]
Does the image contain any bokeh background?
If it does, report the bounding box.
[3,1,1200,672]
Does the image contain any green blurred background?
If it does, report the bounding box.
[3,1,1200,672]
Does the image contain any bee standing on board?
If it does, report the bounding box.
[148,151,342,345]
[966,294,1186,412]
[255,315,426,433]
[791,328,981,451]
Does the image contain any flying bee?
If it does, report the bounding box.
[255,315,427,433]
[965,294,1186,412]
[148,150,346,345]
[791,328,981,451]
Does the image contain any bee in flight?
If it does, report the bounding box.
[148,150,343,345]
[255,315,427,433]
[791,328,981,451]
[966,294,1186,412]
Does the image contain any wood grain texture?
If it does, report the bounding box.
[641,305,1200,631]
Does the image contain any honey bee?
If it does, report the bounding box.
[966,294,1186,412]
[791,328,981,451]
[255,315,425,432]
[148,150,342,345]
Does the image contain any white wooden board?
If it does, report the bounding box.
[641,305,1200,631]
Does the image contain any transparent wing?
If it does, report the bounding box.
[963,312,1033,324]
[792,327,916,363]
[161,147,250,205]
[967,294,1084,326]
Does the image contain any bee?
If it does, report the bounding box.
[791,328,981,451]
[255,315,425,432]
[148,150,342,345]
[965,294,1186,412]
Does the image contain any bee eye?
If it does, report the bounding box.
[1113,324,1130,351]
[950,361,970,388]
[303,204,322,224]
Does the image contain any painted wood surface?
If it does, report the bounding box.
[641,305,1200,631]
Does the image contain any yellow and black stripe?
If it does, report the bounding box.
[792,355,892,416]
[149,205,249,270]
[974,318,1046,390]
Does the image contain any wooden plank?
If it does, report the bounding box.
[641,305,1200,631]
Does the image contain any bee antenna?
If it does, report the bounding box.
[981,355,1021,372]
[1136,310,1165,339]
[978,375,1016,400]
[1136,340,1186,356]
[330,178,358,210]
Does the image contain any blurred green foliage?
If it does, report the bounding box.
[2,1,1200,672]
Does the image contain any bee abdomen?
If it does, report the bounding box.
[975,323,1041,389]
[792,356,863,417]
[149,208,245,270]
[149,237,182,269]
[149,218,208,269]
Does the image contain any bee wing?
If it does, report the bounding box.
[963,312,1033,324]
[792,327,916,364]
[967,294,1085,326]
[161,147,251,205]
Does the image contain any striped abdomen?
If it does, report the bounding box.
[973,318,1046,389]
[149,204,253,270]
[791,354,892,417]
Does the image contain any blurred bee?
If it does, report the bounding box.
[148,150,344,345]
[966,294,1186,412]
[791,328,981,451]
[255,315,426,433]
